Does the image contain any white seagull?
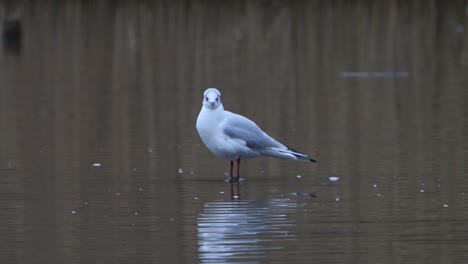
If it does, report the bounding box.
[196,88,316,180]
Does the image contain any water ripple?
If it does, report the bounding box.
[197,198,300,263]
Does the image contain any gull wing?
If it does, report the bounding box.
[222,111,283,149]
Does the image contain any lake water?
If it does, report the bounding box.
[0,1,467,263]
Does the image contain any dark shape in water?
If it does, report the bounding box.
[3,19,22,55]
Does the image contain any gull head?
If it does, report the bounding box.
[202,88,222,110]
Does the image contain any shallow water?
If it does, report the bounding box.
[0,1,467,263]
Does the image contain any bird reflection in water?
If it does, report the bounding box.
[230,182,240,200]
[197,198,301,263]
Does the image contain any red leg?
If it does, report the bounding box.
[230,161,234,179]
[236,158,241,178]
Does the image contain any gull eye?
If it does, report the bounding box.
[205,97,208,101]
[216,97,219,102]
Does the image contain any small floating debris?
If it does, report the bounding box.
[443,204,448,208]
[138,188,143,191]
[335,197,340,202]
[92,163,102,167]
[194,197,198,200]
[373,184,378,188]
[116,192,120,196]
[178,168,183,174]
[84,201,88,205]
[296,175,302,180]
[329,176,340,182]
[232,195,240,199]
[134,212,138,216]
[420,189,425,193]
[219,191,224,194]
[71,210,76,214]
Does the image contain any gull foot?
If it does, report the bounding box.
[225,177,246,183]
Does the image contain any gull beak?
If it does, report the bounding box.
[210,102,216,109]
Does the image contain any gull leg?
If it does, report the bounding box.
[228,159,241,198]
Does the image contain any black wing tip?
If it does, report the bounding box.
[285,146,317,162]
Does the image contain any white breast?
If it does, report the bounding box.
[196,106,260,160]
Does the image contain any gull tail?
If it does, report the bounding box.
[262,146,317,162]
[287,146,317,162]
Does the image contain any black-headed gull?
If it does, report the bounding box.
[196,88,316,180]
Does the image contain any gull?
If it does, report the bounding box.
[196,88,316,180]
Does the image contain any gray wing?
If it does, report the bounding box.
[223,111,284,149]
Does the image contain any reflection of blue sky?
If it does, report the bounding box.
[197,199,302,263]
